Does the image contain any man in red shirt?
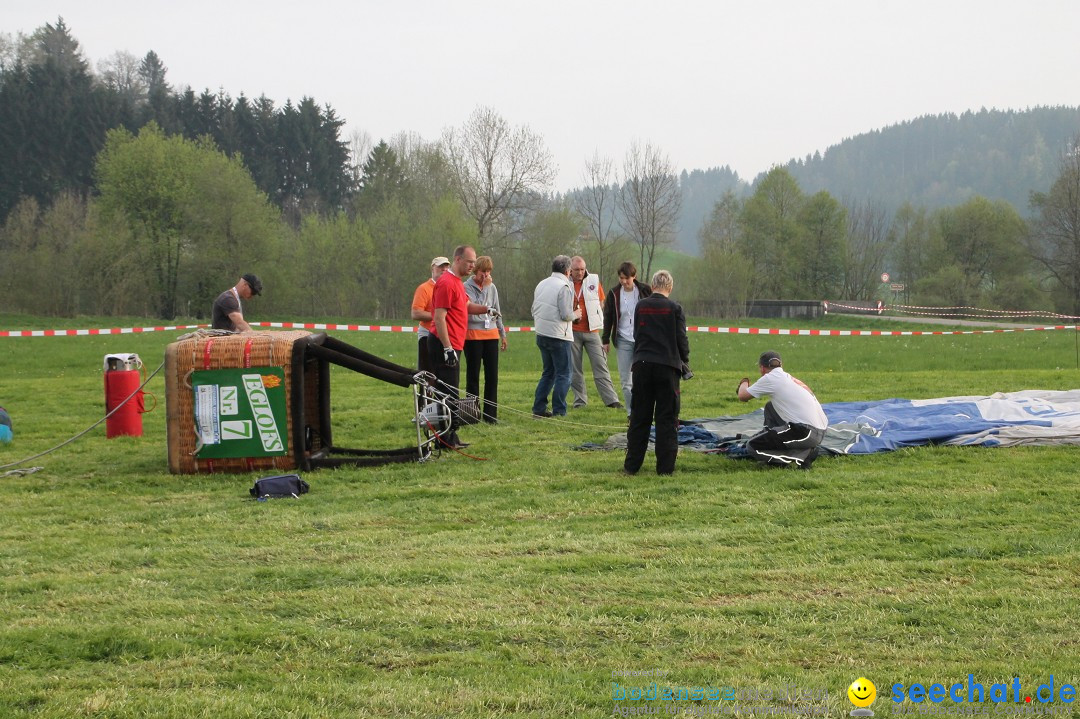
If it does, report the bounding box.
[429,245,490,449]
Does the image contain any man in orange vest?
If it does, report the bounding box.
[411,256,451,372]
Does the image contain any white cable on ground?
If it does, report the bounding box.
[430,377,628,433]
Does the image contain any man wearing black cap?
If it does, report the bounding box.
[212,273,262,332]
[736,350,828,469]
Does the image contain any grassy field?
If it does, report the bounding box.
[1,314,1079,718]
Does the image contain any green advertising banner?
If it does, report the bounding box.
[191,367,288,459]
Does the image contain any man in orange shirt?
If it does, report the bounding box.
[411,256,451,372]
[569,256,621,409]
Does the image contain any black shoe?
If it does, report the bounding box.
[798,447,820,469]
[607,402,624,409]
[451,441,471,450]
[533,410,553,418]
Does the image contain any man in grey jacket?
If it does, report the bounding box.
[531,255,579,417]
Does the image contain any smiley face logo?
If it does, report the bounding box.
[848,678,877,708]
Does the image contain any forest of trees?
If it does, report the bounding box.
[783,107,1080,214]
[3,18,1080,321]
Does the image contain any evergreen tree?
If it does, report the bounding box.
[355,140,406,217]
[0,18,124,220]
[137,50,174,130]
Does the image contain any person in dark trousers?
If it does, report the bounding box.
[429,245,492,449]
[602,261,652,419]
[531,255,578,417]
[623,270,690,476]
[463,255,507,423]
[736,350,828,469]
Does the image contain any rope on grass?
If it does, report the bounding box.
[2,466,43,477]
[0,361,165,473]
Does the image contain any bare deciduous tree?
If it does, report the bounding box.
[0,31,30,74]
[98,51,146,106]
[1028,135,1080,313]
[346,128,373,192]
[574,152,629,282]
[442,105,556,243]
[617,141,681,279]
[842,199,890,300]
[686,191,753,317]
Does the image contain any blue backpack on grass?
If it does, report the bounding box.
[0,406,11,444]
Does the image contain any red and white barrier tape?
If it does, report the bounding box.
[686,325,1078,336]
[824,300,1080,321]
[254,321,420,332]
[891,303,1080,318]
[3,320,1078,339]
[890,308,1080,320]
[0,324,206,337]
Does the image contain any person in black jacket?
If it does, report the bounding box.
[624,270,690,476]
[601,261,653,418]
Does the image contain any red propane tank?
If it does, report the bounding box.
[104,354,145,438]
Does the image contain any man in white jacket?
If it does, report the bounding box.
[569,256,622,409]
[531,255,579,417]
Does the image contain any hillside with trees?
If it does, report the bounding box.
[3,18,1080,320]
[780,107,1080,216]
[0,19,350,227]
[635,108,1080,256]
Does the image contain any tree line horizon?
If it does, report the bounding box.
[2,18,1080,320]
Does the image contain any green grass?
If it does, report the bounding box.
[1,315,1079,717]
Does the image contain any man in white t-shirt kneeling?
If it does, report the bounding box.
[736,350,828,469]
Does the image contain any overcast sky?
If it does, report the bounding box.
[6,0,1080,191]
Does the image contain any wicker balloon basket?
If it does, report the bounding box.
[165,330,322,474]
[165,330,426,474]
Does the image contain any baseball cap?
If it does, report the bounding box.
[242,273,263,296]
[758,350,782,368]
[431,256,451,267]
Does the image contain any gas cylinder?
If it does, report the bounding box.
[104,354,145,438]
